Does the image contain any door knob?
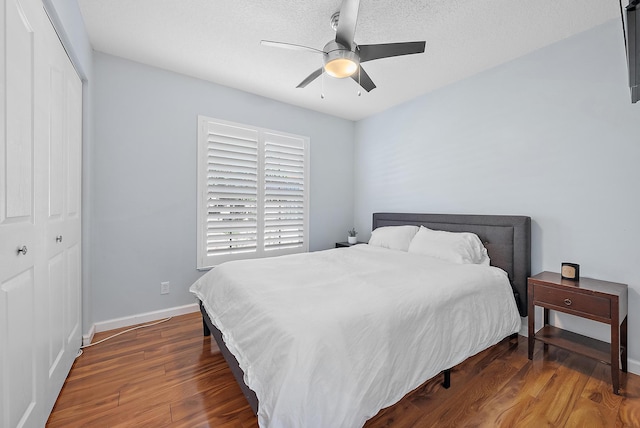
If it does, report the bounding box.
[56,235,63,243]
[17,245,28,255]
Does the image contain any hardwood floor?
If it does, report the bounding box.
[47,312,640,427]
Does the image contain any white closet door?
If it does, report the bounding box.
[41,13,82,413]
[0,0,44,426]
[1,0,83,425]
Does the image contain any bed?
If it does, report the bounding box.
[191,213,531,427]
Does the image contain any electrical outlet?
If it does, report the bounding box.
[160,281,170,295]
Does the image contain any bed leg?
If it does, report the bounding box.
[202,317,211,336]
[442,369,451,389]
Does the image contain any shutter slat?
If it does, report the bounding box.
[264,230,303,238]
[207,132,258,147]
[209,157,257,169]
[265,209,303,215]
[207,246,257,255]
[265,166,304,174]
[264,177,304,186]
[208,148,257,163]
[265,201,304,208]
[265,214,303,220]
[265,190,304,197]
[207,140,257,154]
[264,239,303,245]
[207,225,257,234]
[265,160,304,169]
[207,170,257,181]
[207,177,257,188]
[264,219,304,227]
[208,164,257,175]
[207,238,257,246]
[208,190,258,198]
[262,142,304,155]
[206,234,256,242]
[265,152,304,163]
[207,213,258,221]
[264,243,303,251]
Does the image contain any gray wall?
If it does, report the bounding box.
[90,52,355,324]
[354,20,640,370]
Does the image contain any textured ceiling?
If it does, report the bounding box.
[78,0,620,121]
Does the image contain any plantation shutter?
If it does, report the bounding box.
[200,120,259,265]
[197,117,309,268]
[264,133,307,252]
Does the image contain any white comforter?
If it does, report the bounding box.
[190,245,521,428]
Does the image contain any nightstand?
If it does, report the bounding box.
[335,242,365,248]
[527,271,628,394]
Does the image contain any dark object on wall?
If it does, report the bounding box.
[622,0,640,102]
[561,262,580,281]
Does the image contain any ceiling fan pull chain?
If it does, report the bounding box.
[321,58,326,99]
[357,66,362,96]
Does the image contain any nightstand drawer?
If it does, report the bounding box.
[534,285,611,319]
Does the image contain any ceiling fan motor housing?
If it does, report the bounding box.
[323,40,359,78]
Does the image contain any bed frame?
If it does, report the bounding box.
[199,212,531,416]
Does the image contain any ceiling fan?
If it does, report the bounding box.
[261,0,426,92]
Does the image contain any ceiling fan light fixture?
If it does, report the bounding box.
[324,48,359,78]
[325,58,358,78]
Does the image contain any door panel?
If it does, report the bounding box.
[0,0,39,425]
[66,244,81,343]
[1,269,37,428]
[66,67,82,220]
[48,65,64,220]
[47,252,65,378]
[4,0,34,220]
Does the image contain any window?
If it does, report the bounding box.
[197,116,309,269]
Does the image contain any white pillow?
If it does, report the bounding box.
[407,226,490,265]
[368,225,420,252]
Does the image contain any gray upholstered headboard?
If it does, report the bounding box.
[372,213,531,316]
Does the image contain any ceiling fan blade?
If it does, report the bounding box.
[358,41,426,63]
[296,68,324,88]
[261,40,325,55]
[351,66,376,92]
[335,0,360,50]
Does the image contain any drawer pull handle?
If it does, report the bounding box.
[564,298,572,306]
[17,245,28,255]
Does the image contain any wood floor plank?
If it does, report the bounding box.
[617,372,640,427]
[514,353,598,427]
[46,392,121,426]
[47,314,640,427]
[564,396,618,428]
[412,357,520,426]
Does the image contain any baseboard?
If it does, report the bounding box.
[82,324,95,347]
[86,303,200,339]
[518,317,527,337]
